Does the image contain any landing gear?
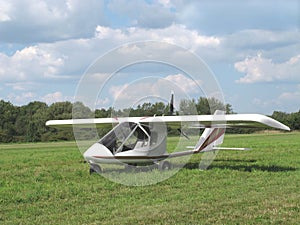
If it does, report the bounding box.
[158,160,172,171]
[89,163,102,175]
[124,164,136,172]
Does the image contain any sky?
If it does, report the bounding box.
[0,0,299,114]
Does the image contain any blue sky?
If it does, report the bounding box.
[0,0,299,114]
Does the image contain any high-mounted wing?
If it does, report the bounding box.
[46,113,290,131]
[46,117,119,128]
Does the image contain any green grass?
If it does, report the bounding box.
[1,132,300,224]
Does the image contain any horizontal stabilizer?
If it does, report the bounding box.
[186,146,251,151]
[213,147,251,151]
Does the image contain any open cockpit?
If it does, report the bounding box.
[98,122,152,154]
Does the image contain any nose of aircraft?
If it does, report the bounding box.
[83,143,113,159]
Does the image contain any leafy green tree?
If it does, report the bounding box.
[95,108,112,118]
[271,111,290,129]
[72,102,93,119]
[225,103,234,114]
[48,101,72,119]
[197,97,226,114]
[179,99,197,115]
[288,111,300,130]
[17,102,48,142]
[0,97,298,143]
[179,97,226,115]
[0,100,19,142]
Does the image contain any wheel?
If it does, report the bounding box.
[149,163,158,171]
[158,161,171,171]
[124,164,136,172]
[89,163,102,174]
[89,168,94,175]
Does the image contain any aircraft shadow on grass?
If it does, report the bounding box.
[86,159,297,174]
[182,160,298,173]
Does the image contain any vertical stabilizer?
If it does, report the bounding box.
[194,110,226,152]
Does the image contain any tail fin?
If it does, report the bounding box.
[194,110,226,152]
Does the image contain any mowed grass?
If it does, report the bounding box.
[1,132,300,224]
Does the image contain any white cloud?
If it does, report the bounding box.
[5,25,298,91]
[109,73,202,101]
[204,29,300,64]
[158,0,172,8]
[0,0,106,43]
[107,73,203,109]
[94,27,298,66]
[0,24,221,88]
[163,73,202,93]
[252,84,300,113]
[6,91,72,105]
[278,85,300,103]
[5,82,39,91]
[41,91,72,105]
[0,1,11,22]
[235,53,300,83]
[225,29,300,50]
[95,24,221,49]
[0,2,298,114]
[108,0,175,28]
[175,1,300,34]
[0,46,65,82]
[7,92,36,105]
[109,83,130,100]
[96,97,111,108]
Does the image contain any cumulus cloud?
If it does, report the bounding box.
[0,45,65,81]
[176,0,300,34]
[2,24,220,82]
[279,92,300,103]
[0,0,298,113]
[96,97,111,108]
[41,91,65,104]
[5,82,39,91]
[278,85,300,103]
[108,0,175,28]
[0,0,106,43]
[252,84,300,113]
[0,1,11,22]
[109,73,202,100]
[6,91,72,105]
[225,29,300,51]
[0,23,224,108]
[235,53,300,83]
[7,92,36,105]
[95,24,221,49]
[163,73,202,92]
[6,24,299,89]
[203,29,300,64]
[106,73,203,109]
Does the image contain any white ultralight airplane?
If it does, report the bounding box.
[46,103,290,174]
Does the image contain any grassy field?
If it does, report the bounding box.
[1,132,300,224]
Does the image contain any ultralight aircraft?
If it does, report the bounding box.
[46,95,290,174]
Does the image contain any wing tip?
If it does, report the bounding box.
[265,116,290,131]
[282,125,291,131]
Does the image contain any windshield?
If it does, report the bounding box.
[99,122,149,153]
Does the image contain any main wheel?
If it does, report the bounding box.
[158,161,171,171]
[89,163,102,174]
[124,163,138,172]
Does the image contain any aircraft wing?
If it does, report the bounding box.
[46,118,118,128]
[46,114,290,131]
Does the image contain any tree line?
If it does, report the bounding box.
[0,98,298,143]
